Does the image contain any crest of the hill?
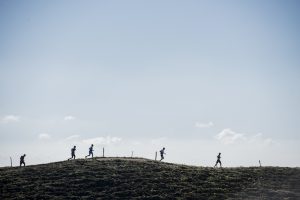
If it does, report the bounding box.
[1,157,299,199]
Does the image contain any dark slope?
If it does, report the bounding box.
[0,157,299,199]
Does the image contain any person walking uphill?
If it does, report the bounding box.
[68,146,76,160]
[214,152,222,167]
[160,147,166,161]
[85,144,94,158]
[20,154,26,167]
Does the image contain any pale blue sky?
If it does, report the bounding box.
[0,0,299,166]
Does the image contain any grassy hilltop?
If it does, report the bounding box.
[0,157,299,199]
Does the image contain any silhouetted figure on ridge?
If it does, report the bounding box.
[259,160,262,167]
[20,154,26,167]
[160,147,166,161]
[68,146,76,160]
[85,144,94,158]
[214,152,222,167]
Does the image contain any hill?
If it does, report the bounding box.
[0,157,299,199]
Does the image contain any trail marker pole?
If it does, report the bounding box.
[155,151,157,161]
[10,157,12,167]
[103,147,105,157]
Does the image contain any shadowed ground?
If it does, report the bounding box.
[0,157,299,199]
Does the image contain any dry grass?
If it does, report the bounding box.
[0,157,299,199]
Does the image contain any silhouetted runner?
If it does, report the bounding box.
[160,147,166,161]
[259,160,262,167]
[20,154,26,167]
[68,146,76,160]
[85,144,94,158]
[214,152,222,167]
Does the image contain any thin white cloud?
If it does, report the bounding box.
[64,115,75,121]
[65,135,80,140]
[150,137,167,145]
[131,140,142,146]
[263,138,275,145]
[215,129,245,144]
[1,115,20,123]
[38,133,51,140]
[250,133,277,145]
[215,129,277,145]
[195,121,214,128]
[82,136,122,145]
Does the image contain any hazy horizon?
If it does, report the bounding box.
[1,0,299,167]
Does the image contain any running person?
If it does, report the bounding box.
[20,154,26,167]
[68,146,76,160]
[214,152,222,167]
[160,147,166,161]
[85,144,94,158]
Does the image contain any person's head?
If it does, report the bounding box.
[91,144,93,146]
[74,146,76,148]
[24,154,26,157]
[163,147,165,150]
[219,152,221,155]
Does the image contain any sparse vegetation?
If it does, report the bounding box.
[0,157,299,199]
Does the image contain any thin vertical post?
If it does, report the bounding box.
[103,147,105,157]
[131,151,133,158]
[10,157,12,167]
[155,151,157,161]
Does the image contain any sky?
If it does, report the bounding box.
[0,0,300,167]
